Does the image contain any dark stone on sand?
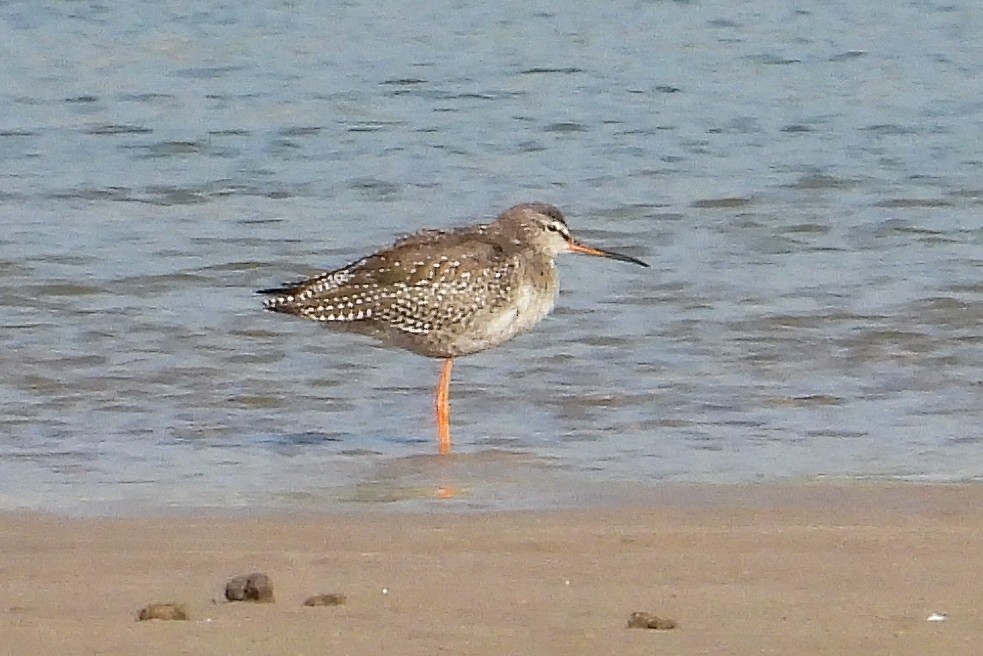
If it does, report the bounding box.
[627,611,677,630]
[303,593,347,607]
[137,603,189,621]
[225,573,274,603]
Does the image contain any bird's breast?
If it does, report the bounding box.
[490,280,557,336]
[445,265,558,356]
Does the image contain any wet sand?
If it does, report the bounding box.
[2,482,981,655]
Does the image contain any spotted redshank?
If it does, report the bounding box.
[259,202,648,454]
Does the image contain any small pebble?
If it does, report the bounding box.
[137,603,189,621]
[225,573,275,603]
[627,611,677,630]
[303,593,347,607]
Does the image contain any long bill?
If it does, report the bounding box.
[568,240,649,267]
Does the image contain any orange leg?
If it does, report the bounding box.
[435,358,453,455]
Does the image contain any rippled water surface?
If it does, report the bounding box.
[2,1,982,513]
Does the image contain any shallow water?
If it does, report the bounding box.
[2,1,982,514]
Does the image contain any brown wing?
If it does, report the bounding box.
[259,227,522,338]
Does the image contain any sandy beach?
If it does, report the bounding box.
[2,482,981,655]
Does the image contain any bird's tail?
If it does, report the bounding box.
[256,270,355,314]
[256,277,316,312]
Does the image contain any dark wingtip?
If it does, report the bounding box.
[256,278,311,296]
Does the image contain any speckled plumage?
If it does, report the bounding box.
[260,203,587,358]
[259,201,648,454]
